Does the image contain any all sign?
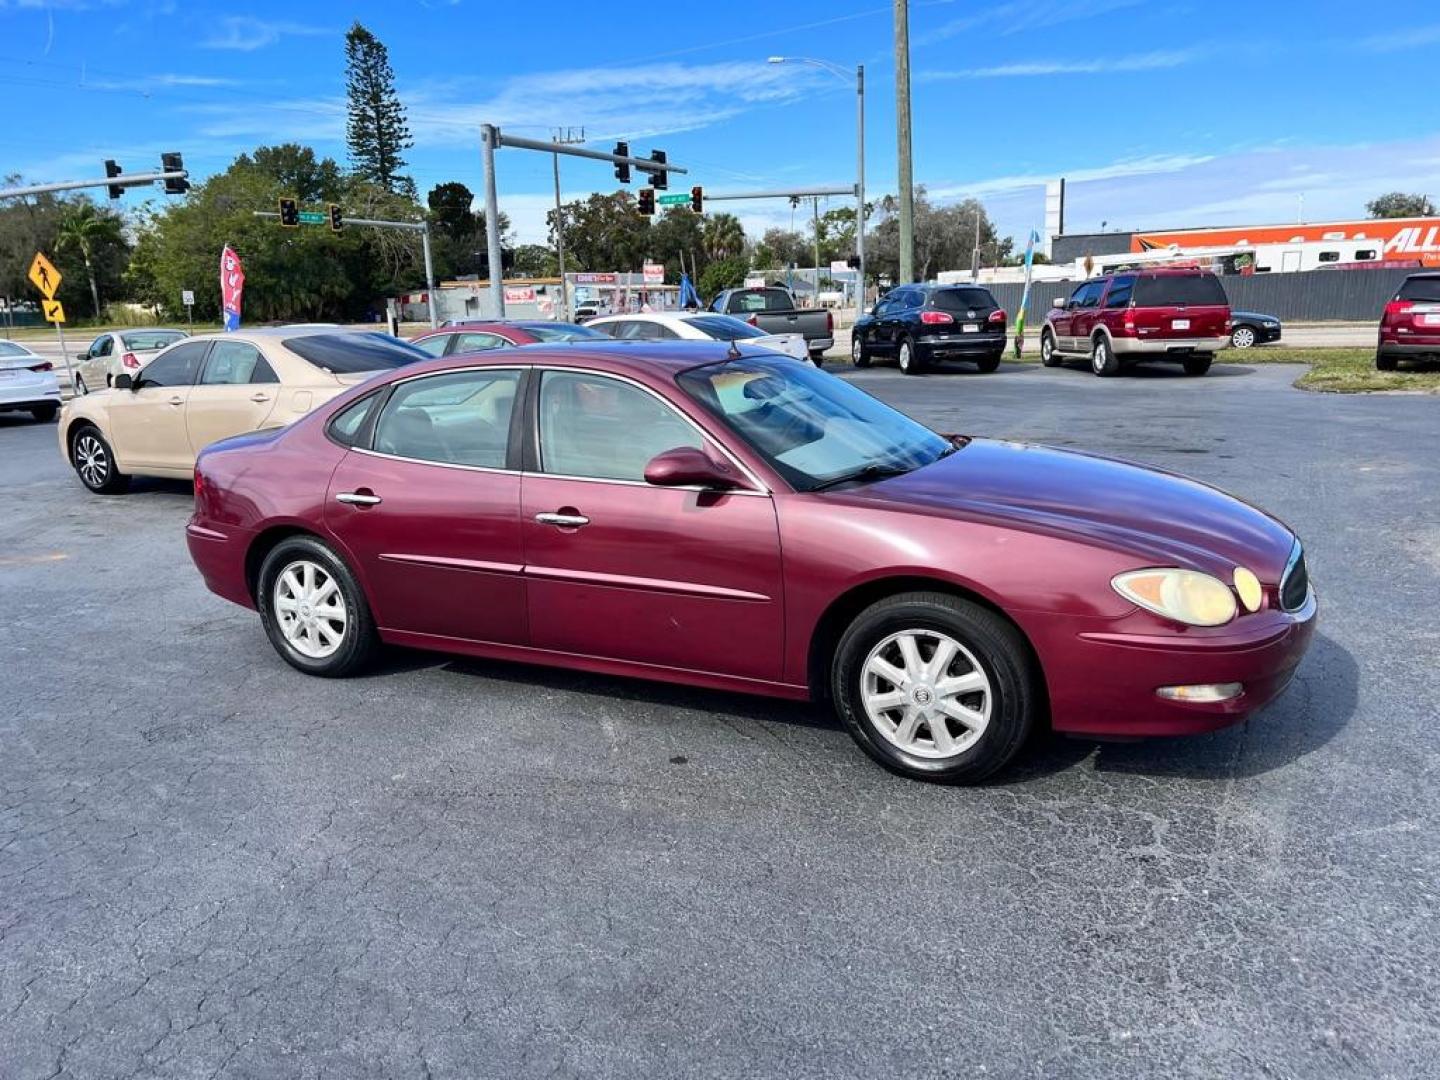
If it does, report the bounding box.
[29,252,61,299]
[42,299,65,324]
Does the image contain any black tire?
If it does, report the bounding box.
[850,334,871,368]
[1090,334,1120,376]
[831,592,1039,784]
[897,337,923,375]
[74,374,89,396]
[975,351,1002,374]
[257,535,379,678]
[1230,325,1257,349]
[30,403,58,423]
[1182,353,1213,376]
[810,352,825,367]
[70,424,130,494]
[1039,329,1062,367]
[1376,351,1398,371]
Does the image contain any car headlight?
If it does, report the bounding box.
[1112,568,1237,627]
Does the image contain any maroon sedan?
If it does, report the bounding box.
[186,343,1316,783]
[410,320,608,357]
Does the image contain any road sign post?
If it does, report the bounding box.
[29,251,74,393]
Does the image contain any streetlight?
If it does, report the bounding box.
[768,56,866,327]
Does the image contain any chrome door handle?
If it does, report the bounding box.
[168,396,184,406]
[336,492,382,506]
[535,512,589,527]
[250,393,272,403]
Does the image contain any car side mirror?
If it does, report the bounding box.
[643,446,742,490]
[114,374,134,391]
[1051,297,1066,309]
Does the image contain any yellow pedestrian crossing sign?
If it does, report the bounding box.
[42,299,65,324]
[29,252,61,299]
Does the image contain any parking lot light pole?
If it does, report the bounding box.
[769,56,866,324]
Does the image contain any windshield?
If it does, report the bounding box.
[521,323,609,342]
[677,355,950,491]
[1398,277,1440,303]
[121,331,186,351]
[682,315,766,341]
[282,332,429,374]
[1133,274,1227,306]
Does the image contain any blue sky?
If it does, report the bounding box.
[5,0,1440,254]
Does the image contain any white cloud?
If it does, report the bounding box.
[201,16,333,51]
[928,153,1215,201]
[921,49,1198,80]
[87,73,243,92]
[919,0,1143,44]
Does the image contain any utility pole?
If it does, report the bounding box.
[855,63,866,315]
[813,196,822,300]
[894,0,915,284]
[551,127,585,321]
[971,209,981,282]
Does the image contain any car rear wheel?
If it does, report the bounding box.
[831,592,1039,784]
[1091,335,1120,376]
[810,351,825,368]
[71,425,129,494]
[1230,325,1257,349]
[976,351,1002,374]
[898,337,922,375]
[1183,354,1213,376]
[851,334,871,368]
[1040,329,1062,367]
[1376,352,1398,371]
[258,536,378,678]
[30,403,58,423]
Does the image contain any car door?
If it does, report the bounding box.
[1071,280,1104,345]
[324,366,528,645]
[520,367,785,682]
[81,334,112,388]
[186,339,282,455]
[1053,283,1087,350]
[869,295,897,354]
[105,340,208,471]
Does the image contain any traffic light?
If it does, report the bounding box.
[328,203,344,232]
[690,185,704,214]
[614,141,630,184]
[637,188,655,216]
[847,254,861,269]
[104,160,124,200]
[649,150,668,191]
[160,152,189,194]
[278,197,299,227]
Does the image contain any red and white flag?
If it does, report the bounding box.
[221,245,245,331]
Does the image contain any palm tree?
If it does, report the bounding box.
[55,203,122,318]
[702,213,746,261]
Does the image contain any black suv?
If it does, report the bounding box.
[852,284,1007,374]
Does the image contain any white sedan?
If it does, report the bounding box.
[0,340,62,423]
[586,312,811,362]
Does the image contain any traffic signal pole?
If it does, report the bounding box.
[480,124,687,317]
[254,211,439,328]
[0,169,189,201]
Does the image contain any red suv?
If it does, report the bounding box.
[1376,272,1440,370]
[1040,267,1231,376]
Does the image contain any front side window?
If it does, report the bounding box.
[678,355,951,492]
[538,371,701,481]
[137,342,208,388]
[372,369,520,469]
[1104,277,1135,308]
[92,335,114,357]
[201,340,278,385]
[414,334,453,357]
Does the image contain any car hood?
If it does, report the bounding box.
[832,438,1297,580]
[1232,311,1278,322]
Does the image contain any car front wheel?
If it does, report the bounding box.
[1040,330,1062,367]
[71,425,130,494]
[831,592,1039,783]
[851,334,871,367]
[258,535,378,677]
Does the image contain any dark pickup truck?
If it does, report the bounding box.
[708,287,835,363]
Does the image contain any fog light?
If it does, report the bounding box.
[1157,683,1243,704]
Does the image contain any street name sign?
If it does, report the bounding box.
[298,211,327,225]
[657,193,689,206]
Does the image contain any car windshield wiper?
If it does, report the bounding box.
[810,462,915,491]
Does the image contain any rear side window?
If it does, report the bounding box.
[1398,277,1440,302]
[201,341,277,385]
[1104,277,1135,308]
[1133,274,1227,307]
[931,288,995,312]
[137,341,208,388]
[282,333,428,374]
[328,393,380,448]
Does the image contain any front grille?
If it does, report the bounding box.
[1280,545,1310,612]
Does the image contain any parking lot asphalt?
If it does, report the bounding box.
[2,358,1437,1079]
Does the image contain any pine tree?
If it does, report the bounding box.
[344,22,414,197]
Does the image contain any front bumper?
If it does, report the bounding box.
[917,331,1007,357]
[1112,334,1230,356]
[1020,593,1317,737]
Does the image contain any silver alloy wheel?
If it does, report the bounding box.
[851,336,863,362]
[1092,338,1108,373]
[1231,326,1256,349]
[74,433,108,488]
[860,629,993,759]
[273,559,348,659]
[899,340,913,372]
[1040,335,1053,363]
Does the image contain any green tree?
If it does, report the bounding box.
[549,191,649,271]
[511,244,557,277]
[243,145,345,203]
[753,227,807,270]
[427,182,477,241]
[699,255,748,299]
[1366,192,1436,218]
[55,201,126,317]
[866,188,1008,283]
[344,22,414,197]
[648,208,705,282]
[701,213,746,260]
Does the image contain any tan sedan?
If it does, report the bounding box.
[60,327,427,494]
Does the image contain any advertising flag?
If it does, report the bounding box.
[220,245,245,331]
[1013,229,1039,359]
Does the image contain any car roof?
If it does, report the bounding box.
[181,326,384,343]
[392,340,780,380]
[1404,271,1440,280]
